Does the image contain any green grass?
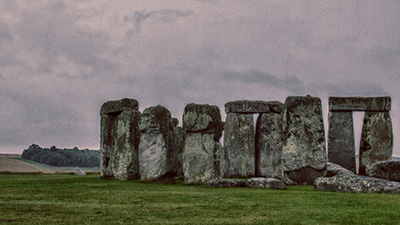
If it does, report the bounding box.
[13,157,100,172]
[1,173,400,224]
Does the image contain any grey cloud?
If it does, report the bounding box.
[363,46,400,69]
[319,82,390,97]
[0,20,12,42]
[124,9,194,34]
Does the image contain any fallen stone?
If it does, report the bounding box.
[329,96,391,112]
[224,113,255,177]
[225,100,284,114]
[207,179,248,188]
[366,160,400,182]
[282,96,327,184]
[182,132,223,184]
[100,98,139,115]
[183,103,223,141]
[326,162,356,177]
[74,167,86,176]
[314,174,400,194]
[139,105,175,182]
[247,178,286,190]
[255,112,283,178]
[328,111,356,172]
[359,111,393,175]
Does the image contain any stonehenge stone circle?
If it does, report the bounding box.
[329,97,391,112]
[359,111,393,175]
[282,96,327,185]
[225,100,283,114]
[100,98,140,180]
[138,105,176,183]
[182,103,224,184]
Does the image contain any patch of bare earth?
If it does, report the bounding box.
[0,154,40,173]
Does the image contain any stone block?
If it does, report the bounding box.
[224,113,255,177]
[247,178,286,189]
[282,96,327,184]
[207,179,248,188]
[359,111,393,175]
[327,111,356,172]
[182,133,223,184]
[139,105,175,183]
[183,103,223,141]
[329,97,391,112]
[326,162,356,177]
[255,112,283,178]
[225,100,283,114]
[100,98,139,115]
[367,160,400,182]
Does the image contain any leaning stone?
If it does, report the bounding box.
[247,178,286,190]
[327,111,356,172]
[111,110,141,180]
[100,98,139,115]
[139,105,175,182]
[255,112,283,178]
[74,167,86,176]
[282,96,327,185]
[225,100,284,114]
[329,96,391,112]
[314,174,400,194]
[207,179,248,188]
[366,160,400,182]
[183,103,223,141]
[326,162,356,177]
[359,111,393,175]
[182,133,223,184]
[224,113,255,177]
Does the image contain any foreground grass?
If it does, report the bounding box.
[1,173,400,224]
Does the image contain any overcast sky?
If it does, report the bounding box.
[1,0,399,156]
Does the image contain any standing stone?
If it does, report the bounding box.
[359,111,393,175]
[328,111,356,173]
[255,112,283,178]
[139,105,175,183]
[282,96,327,184]
[224,113,255,177]
[100,98,140,180]
[182,104,223,184]
[170,118,185,179]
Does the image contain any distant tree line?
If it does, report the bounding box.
[22,144,99,167]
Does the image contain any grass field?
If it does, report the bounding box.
[1,173,400,224]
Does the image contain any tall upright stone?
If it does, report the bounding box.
[182,104,223,184]
[328,111,355,172]
[255,112,283,178]
[170,118,185,179]
[359,111,393,175]
[100,98,140,180]
[282,96,327,184]
[138,105,176,183]
[224,113,255,177]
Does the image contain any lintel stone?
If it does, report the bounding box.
[329,97,391,112]
[100,98,139,115]
[225,100,284,114]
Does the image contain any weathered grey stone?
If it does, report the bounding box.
[182,133,223,184]
[224,113,255,177]
[255,112,282,178]
[207,179,248,188]
[326,162,356,177]
[100,109,141,180]
[282,96,327,185]
[74,167,86,176]
[139,105,175,183]
[359,111,393,175]
[327,111,356,172]
[329,96,391,112]
[225,100,284,114]
[171,123,185,179]
[314,174,400,194]
[247,178,286,190]
[111,110,141,180]
[100,98,139,115]
[183,103,223,141]
[366,160,400,182]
